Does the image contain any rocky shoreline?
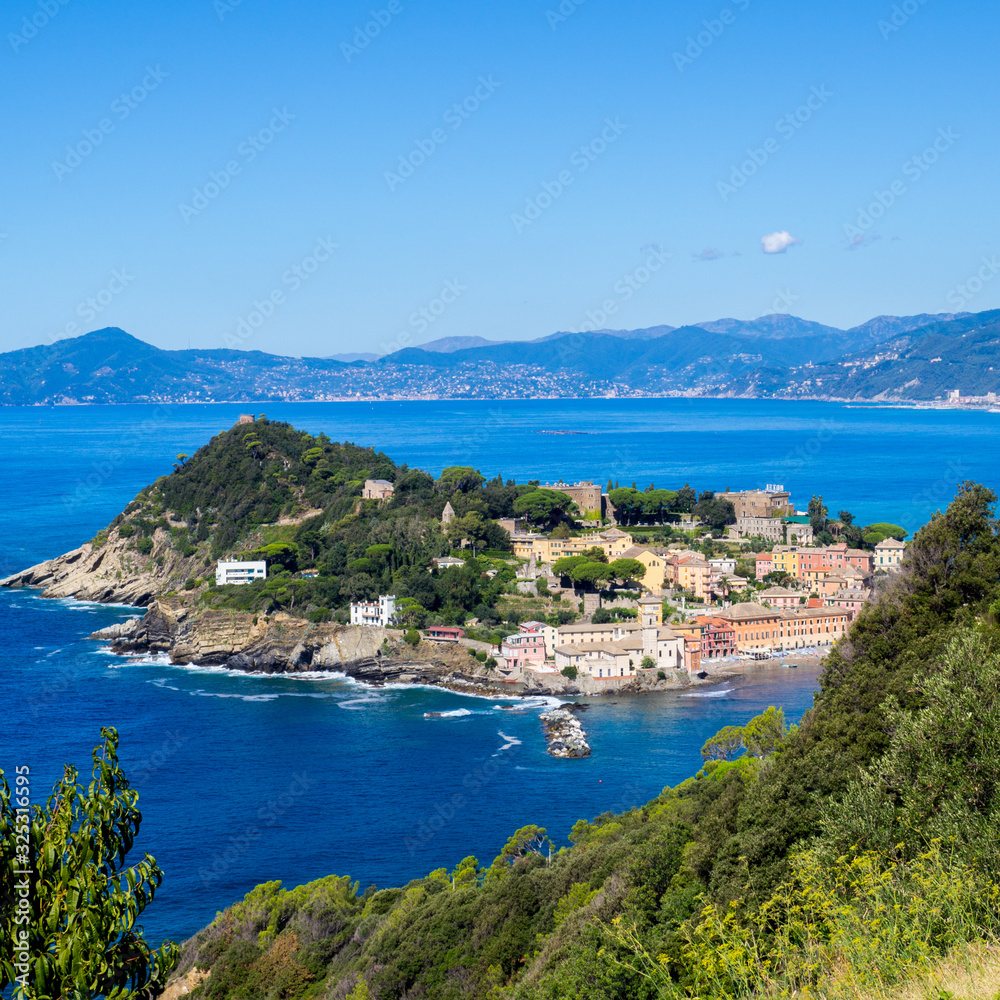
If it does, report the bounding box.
[83,599,720,699]
[540,707,591,758]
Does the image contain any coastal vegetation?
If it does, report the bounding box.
[105,418,535,626]
[0,729,178,999]
[8,483,995,998]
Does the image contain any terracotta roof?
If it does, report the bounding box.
[716,602,783,620]
[557,622,639,636]
[875,537,906,548]
[621,545,656,559]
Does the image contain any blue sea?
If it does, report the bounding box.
[3,398,997,948]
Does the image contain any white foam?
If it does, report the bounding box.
[424,708,473,718]
[497,729,523,751]
[121,652,174,667]
[681,686,733,699]
[337,696,383,710]
[150,678,181,692]
[191,690,281,702]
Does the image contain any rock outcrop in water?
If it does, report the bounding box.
[540,707,591,758]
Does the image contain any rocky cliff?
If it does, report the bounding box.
[1,524,198,605]
[93,599,545,693]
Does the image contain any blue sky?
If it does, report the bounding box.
[2,0,998,356]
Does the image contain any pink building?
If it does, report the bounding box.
[425,626,465,642]
[499,632,547,671]
[829,588,868,619]
[756,586,800,609]
[755,552,773,578]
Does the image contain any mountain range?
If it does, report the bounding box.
[4,310,997,405]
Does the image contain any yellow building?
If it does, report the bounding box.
[621,546,666,594]
[512,527,634,563]
[770,546,801,579]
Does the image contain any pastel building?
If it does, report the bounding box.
[512,527,635,563]
[518,620,560,657]
[216,560,267,586]
[498,631,548,674]
[756,586,801,609]
[362,479,394,500]
[875,537,906,570]
[350,594,396,627]
[715,603,851,653]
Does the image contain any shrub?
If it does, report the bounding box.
[561,665,578,680]
[117,523,136,538]
[135,537,154,555]
[476,650,488,662]
[404,629,421,648]
[657,670,666,680]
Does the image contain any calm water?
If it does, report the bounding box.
[2,398,997,946]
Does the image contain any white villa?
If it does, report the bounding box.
[350,595,397,627]
[215,560,267,586]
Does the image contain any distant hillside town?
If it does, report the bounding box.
[6,309,1000,404]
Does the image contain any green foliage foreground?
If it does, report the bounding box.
[0,728,178,999]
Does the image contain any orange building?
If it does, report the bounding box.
[715,603,851,653]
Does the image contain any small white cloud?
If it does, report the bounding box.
[760,230,801,254]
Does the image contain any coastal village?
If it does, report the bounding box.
[236,477,905,693]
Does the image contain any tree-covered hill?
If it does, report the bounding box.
[150,482,1000,999]
[98,417,542,625]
